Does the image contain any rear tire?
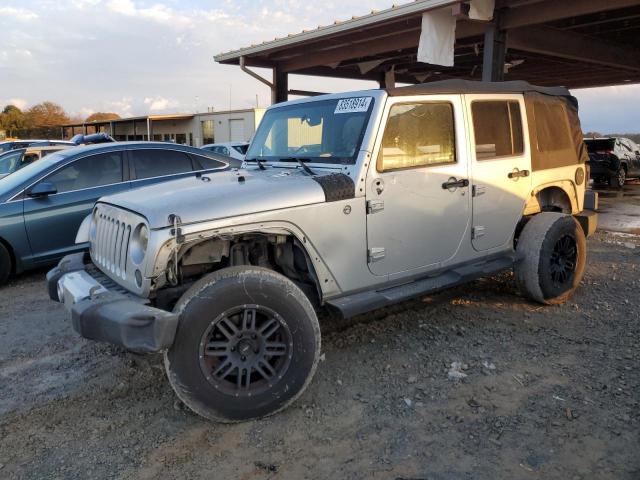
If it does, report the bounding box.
[165,266,321,422]
[609,166,626,188]
[0,243,12,286]
[514,213,586,305]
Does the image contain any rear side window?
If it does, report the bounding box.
[45,152,123,193]
[533,102,572,153]
[378,102,456,172]
[472,101,524,159]
[233,145,248,155]
[192,154,227,170]
[130,149,193,179]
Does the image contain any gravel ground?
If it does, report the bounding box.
[0,187,639,480]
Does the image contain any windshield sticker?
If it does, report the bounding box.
[334,97,372,114]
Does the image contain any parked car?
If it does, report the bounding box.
[0,142,230,284]
[585,137,640,188]
[70,132,116,145]
[0,145,73,180]
[0,139,75,154]
[201,142,249,161]
[49,80,597,422]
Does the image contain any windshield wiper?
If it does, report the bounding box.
[279,157,316,176]
[244,158,266,170]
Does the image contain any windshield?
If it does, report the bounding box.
[246,97,374,164]
[0,150,24,174]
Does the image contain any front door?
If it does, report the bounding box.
[366,95,471,277]
[23,151,129,263]
[465,95,532,252]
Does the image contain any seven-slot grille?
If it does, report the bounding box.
[92,208,133,280]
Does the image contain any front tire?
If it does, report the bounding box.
[0,243,12,286]
[515,213,587,305]
[165,266,321,422]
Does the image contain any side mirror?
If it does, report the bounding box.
[28,181,57,198]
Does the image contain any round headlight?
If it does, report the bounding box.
[575,167,585,186]
[130,223,148,265]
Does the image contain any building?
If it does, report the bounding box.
[62,108,266,146]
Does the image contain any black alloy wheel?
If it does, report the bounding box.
[549,234,577,287]
[199,305,293,397]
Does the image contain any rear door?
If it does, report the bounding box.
[465,95,531,252]
[366,94,471,277]
[621,138,640,175]
[128,148,198,189]
[23,151,129,262]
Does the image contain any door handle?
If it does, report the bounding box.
[508,169,530,179]
[441,177,469,190]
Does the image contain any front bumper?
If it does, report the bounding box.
[47,253,179,353]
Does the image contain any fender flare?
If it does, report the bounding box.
[151,220,341,301]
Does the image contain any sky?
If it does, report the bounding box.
[1,0,639,133]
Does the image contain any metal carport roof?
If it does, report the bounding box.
[215,0,640,102]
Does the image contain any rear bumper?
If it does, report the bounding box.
[48,253,179,353]
[587,159,617,177]
[575,190,598,237]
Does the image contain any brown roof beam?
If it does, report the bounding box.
[279,20,485,73]
[507,25,640,72]
[500,0,640,29]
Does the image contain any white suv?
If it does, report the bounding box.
[50,80,598,422]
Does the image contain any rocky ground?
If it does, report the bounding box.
[0,184,639,480]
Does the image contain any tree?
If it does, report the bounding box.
[85,112,121,122]
[27,101,70,127]
[0,105,28,137]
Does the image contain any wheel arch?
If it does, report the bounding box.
[154,221,341,305]
[0,236,18,275]
[523,182,578,216]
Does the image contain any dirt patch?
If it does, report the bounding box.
[0,234,638,479]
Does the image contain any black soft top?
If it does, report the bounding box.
[387,79,572,101]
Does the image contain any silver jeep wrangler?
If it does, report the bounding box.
[48,80,598,422]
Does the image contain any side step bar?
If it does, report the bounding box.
[327,255,515,319]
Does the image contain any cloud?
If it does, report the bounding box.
[0,6,38,20]
[106,0,191,26]
[0,98,29,110]
[144,96,179,112]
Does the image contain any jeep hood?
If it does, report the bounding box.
[98,168,345,229]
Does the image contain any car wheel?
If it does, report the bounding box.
[165,266,321,422]
[0,243,12,285]
[609,166,626,188]
[514,213,586,305]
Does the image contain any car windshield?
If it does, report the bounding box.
[0,150,25,174]
[246,97,374,164]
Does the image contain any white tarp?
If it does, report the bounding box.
[469,0,495,21]
[417,7,456,67]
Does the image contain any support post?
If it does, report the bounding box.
[272,67,288,104]
[147,118,152,141]
[482,16,507,82]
